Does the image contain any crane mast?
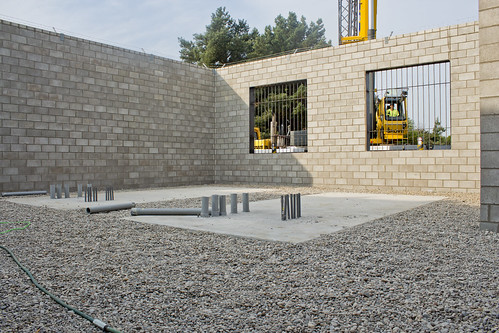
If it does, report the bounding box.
[338,0,377,45]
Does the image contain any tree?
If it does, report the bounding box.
[406,118,451,148]
[251,13,331,58]
[178,7,257,66]
[179,8,331,66]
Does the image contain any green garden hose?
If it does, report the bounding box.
[0,221,31,234]
[1,221,121,333]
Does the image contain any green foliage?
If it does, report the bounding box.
[251,13,330,58]
[179,7,331,66]
[179,7,257,66]
[406,118,451,148]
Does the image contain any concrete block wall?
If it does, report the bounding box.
[479,0,499,232]
[214,22,480,193]
[0,20,215,192]
[0,19,482,194]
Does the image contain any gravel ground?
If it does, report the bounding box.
[0,186,497,333]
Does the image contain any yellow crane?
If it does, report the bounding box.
[338,0,377,45]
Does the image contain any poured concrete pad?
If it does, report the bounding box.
[5,186,443,243]
[126,192,444,243]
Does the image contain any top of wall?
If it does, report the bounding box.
[215,21,478,74]
[0,19,211,73]
[1,18,477,76]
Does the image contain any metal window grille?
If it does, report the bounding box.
[366,61,451,151]
[249,80,307,154]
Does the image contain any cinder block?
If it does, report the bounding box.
[480,114,499,133]
[479,221,499,233]
[480,133,499,150]
[482,168,499,187]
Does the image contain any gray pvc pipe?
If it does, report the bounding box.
[242,193,249,212]
[211,194,219,217]
[50,185,56,199]
[2,190,48,197]
[131,208,209,216]
[219,195,227,216]
[86,202,135,214]
[230,193,237,214]
[201,196,210,217]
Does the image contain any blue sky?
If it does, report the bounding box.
[0,0,478,61]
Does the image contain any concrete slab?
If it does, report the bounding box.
[126,192,444,243]
[4,186,443,243]
[4,185,270,210]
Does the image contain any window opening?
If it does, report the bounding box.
[366,61,451,151]
[250,80,307,153]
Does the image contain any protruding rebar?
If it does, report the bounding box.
[297,193,301,218]
[105,186,114,201]
[281,193,302,220]
[85,184,92,202]
[281,196,286,220]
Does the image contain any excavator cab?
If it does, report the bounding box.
[384,96,406,121]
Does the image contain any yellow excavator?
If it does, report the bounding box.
[370,90,408,145]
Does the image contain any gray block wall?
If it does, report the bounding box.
[479,0,499,232]
[0,20,215,192]
[0,18,486,195]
